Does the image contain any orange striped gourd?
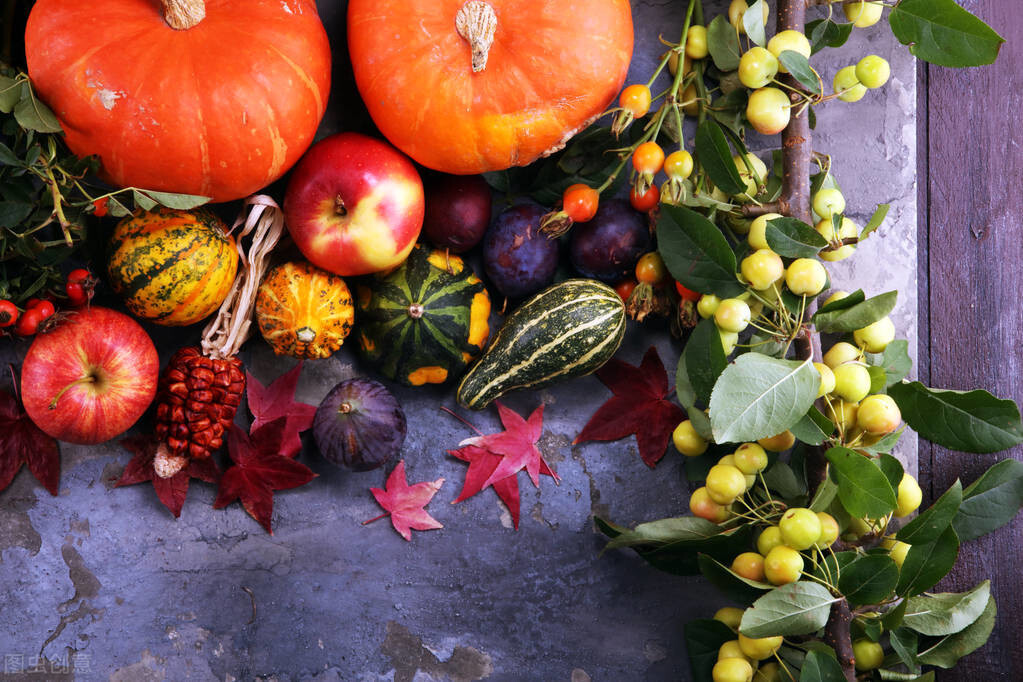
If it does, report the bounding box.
[107,207,238,326]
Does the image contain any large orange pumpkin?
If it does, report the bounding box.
[24,0,331,203]
[347,0,634,175]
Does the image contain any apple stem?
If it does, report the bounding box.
[49,374,95,410]
[334,194,347,217]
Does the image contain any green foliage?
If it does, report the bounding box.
[826,447,897,518]
[902,581,991,637]
[739,581,836,637]
[684,619,735,682]
[953,459,1023,541]
[897,480,962,545]
[807,19,853,55]
[889,0,1004,68]
[694,120,745,195]
[707,14,740,71]
[915,595,996,668]
[778,51,822,95]
[888,382,1023,453]
[657,204,745,298]
[812,291,897,333]
[799,649,847,682]
[765,217,828,258]
[896,526,960,597]
[839,555,899,607]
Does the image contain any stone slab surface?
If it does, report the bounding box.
[0,1,917,680]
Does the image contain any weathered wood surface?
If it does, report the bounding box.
[921,1,1023,678]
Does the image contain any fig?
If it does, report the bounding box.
[483,202,559,299]
[569,198,651,282]
[422,174,492,253]
[313,378,407,471]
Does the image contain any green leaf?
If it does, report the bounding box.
[657,204,745,299]
[778,51,822,96]
[857,427,904,456]
[809,477,839,513]
[135,189,211,210]
[709,356,819,444]
[695,120,745,196]
[132,189,158,212]
[826,447,897,518]
[739,582,837,638]
[742,0,767,47]
[839,555,899,607]
[903,581,991,636]
[765,217,828,258]
[0,201,34,229]
[707,14,741,72]
[916,594,996,668]
[0,141,20,167]
[0,75,21,113]
[603,516,725,550]
[685,619,736,682]
[889,0,1004,68]
[596,518,751,576]
[698,554,773,604]
[878,340,912,387]
[814,289,865,316]
[860,203,890,240]
[799,649,846,682]
[685,320,728,406]
[790,409,829,447]
[898,480,962,545]
[807,19,854,55]
[896,526,960,597]
[763,461,806,501]
[883,599,909,632]
[952,459,1023,541]
[107,195,132,218]
[812,291,897,333]
[867,365,887,394]
[889,627,921,674]
[888,382,1023,454]
[879,454,904,493]
[13,91,63,134]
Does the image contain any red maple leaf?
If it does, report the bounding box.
[213,419,317,534]
[460,403,559,489]
[364,460,444,541]
[574,346,685,468]
[448,444,522,529]
[246,364,317,458]
[0,389,60,495]
[115,436,220,518]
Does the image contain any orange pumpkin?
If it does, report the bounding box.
[24,0,331,203]
[347,0,634,175]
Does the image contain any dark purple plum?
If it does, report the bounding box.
[569,198,651,282]
[313,378,406,471]
[422,174,492,253]
[483,202,559,299]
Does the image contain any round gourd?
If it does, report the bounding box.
[255,261,355,359]
[357,246,491,386]
[25,0,331,203]
[107,207,238,326]
[347,0,633,174]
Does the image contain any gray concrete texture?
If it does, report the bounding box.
[0,1,917,680]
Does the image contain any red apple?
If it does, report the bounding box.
[284,132,424,276]
[21,306,159,444]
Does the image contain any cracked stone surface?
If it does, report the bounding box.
[0,1,917,679]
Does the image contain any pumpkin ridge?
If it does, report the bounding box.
[166,244,229,319]
[113,233,206,300]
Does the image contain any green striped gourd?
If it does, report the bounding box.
[457,279,626,409]
[356,245,491,386]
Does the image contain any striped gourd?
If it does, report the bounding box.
[255,261,355,359]
[107,207,238,326]
[457,279,626,410]
[356,245,491,386]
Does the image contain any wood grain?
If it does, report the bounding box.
[923,1,1023,678]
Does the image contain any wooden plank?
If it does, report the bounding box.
[924,1,1023,678]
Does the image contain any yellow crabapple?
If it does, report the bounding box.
[816,216,860,261]
[813,188,846,219]
[718,640,750,661]
[886,539,911,568]
[779,507,823,550]
[823,341,861,369]
[843,1,885,27]
[739,47,780,89]
[827,400,860,434]
[668,52,693,79]
[682,83,700,116]
[715,298,752,332]
[707,464,749,504]
[738,633,783,661]
[856,55,891,89]
[691,486,732,523]
[833,66,868,103]
[729,0,769,34]
[895,473,923,517]
[854,316,896,353]
[733,153,769,198]
[741,249,785,291]
[845,516,875,540]
[748,212,783,251]
[852,639,884,671]
[731,552,767,582]
[673,419,709,456]
[857,394,902,435]
[720,329,740,356]
[758,430,795,452]
[686,25,710,60]
[757,526,784,556]
[715,606,745,630]
[831,363,872,403]
[734,442,769,474]
[785,258,828,296]
[767,30,811,73]
[814,362,836,398]
[815,512,840,548]
[719,455,756,489]
[747,87,791,135]
[764,545,804,585]
[822,290,850,307]
[753,662,782,682]
[713,657,754,682]
[699,294,722,319]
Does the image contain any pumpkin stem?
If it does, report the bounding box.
[455,1,497,73]
[297,327,317,344]
[161,0,206,30]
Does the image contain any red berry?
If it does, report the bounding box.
[33,300,56,319]
[92,197,109,217]
[66,282,88,307]
[562,184,600,223]
[675,280,701,302]
[629,184,660,212]
[67,268,91,284]
[615,278,638,301]
[14,309,43,337]
[0,300,18,328]
[25,298,42,309]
